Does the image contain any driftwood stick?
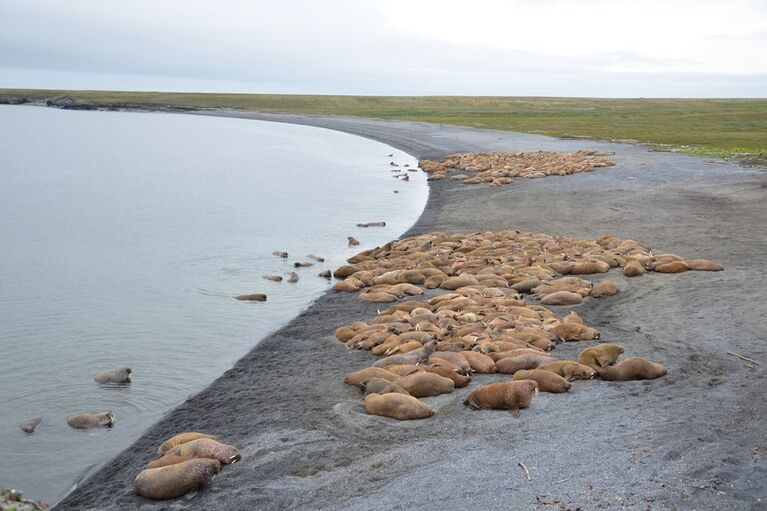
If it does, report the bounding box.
[518,462,532,482]
[727,352,761,365]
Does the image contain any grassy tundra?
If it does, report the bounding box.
[2,89,765,160]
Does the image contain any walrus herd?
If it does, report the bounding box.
[132,432,240,500]
[334,229,721,420]
[418,150,616,185]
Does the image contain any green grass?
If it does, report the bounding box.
[2,89,766,160]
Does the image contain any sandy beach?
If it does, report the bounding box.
[55,112,767,510]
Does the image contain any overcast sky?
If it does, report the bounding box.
[1,0,765,97]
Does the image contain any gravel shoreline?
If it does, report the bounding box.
[55,111,767,510]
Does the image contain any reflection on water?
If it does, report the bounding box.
[0,105,427,504]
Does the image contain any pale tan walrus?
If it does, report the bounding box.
[598,357,667,381]
[157,432,217,456]
[134,458,221,500]
[364,393,434,420]
[168,438,241,464]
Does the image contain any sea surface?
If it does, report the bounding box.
[0,105,427,504]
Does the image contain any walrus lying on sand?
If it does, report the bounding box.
[168,438,241,464]
[578,343,625,370]
[598,357,668,381]
[157,432,218,456]
[134,458,220,500]
[364,392,434,420]
[464,380,538,415]
[512,370,572,393]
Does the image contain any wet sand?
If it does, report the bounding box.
[56,112,767,510]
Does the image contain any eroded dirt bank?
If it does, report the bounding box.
[56,112,767,510]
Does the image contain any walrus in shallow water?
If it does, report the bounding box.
[263,275,283,282]
[578,343,624,370]
[168,438,240,464]
[94,367,132,384]
[67,412,115,429]
[157,432,218,456]
[287,271,299,283]
[134,458,221,500]
[272,251,288,258]
[348,236,360,246]
[464,380,538,415]
[364,393,434,420]
[512,369,572,393]
[18,418,41,433]
[598,357,667,381]
[537,360,596,381]
[235,293,266,301]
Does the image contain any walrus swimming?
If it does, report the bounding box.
[598,357,668,381]
[263,275,283,282]
[288,271,299,283]
[235,293,266,301]
[158,432,218,456]
[18,418,41,433]
[134,458,221,500]
[578,343,624,370]
[168,438,241,464]
[395,372,455,397]
[537,360,596,381]
[512,369,572,393]
[318,270,332,279]
[94,367,132,384]
[364,393,434,420]
[464,380,538,415]
[307,254,325,262]
[293,261,313,268]
[67,412,115,429]
[348,236,360,246]
[272,251,288,258]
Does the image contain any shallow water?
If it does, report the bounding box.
[0,105,427,504]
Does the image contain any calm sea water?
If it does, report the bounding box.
[0,105,427,504]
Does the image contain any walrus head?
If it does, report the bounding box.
[104,412,116,427]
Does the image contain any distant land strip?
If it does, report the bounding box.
[2,89,765,163]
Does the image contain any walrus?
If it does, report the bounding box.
[147,453,196,469]
[357,222,386,227]
[686,259,724,271]
[335,326,357,342]
[395,372,455,397]
[537,360,596,381]
[486,348,546,362]
[381,364,425,376]
[359,291,398,303]
[373,341,436,368]
[364,393,434,420]
[540,291,583,306]
[263,275,283,282]
[362,378,410,396]
[169,438,241,464]
[654,261,689,273]
[235,293,266,301]
[551,322,600,341]
[511,278,541,293]
[495,354,555,374]
[348,236,361,246]
[158,432,218,456]
[578,343,624,370]
[272,251,288,258]
[421,365,471,387]
[464,380,538,415]
[461,351,497,373]
[287,271,299,283]
[512,369,572,393]
[67,412,115,429]
[598,357,667,381]
[94,367,132,384]
[294,261,313,268]
[343,367,399,387]
[307,254,325,262]
[134,458,221,500]
[19,417,41,433]
[591,280,620,298]
[622,259,646,277]
[318,270,332,279]
[428,352,472,374]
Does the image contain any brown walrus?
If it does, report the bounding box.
[550,322,600,341]
[364,393,434,420]
[94,367,132,384]
[147,453,196,469]
[421,365,472,387]
[158,432,218,456]
[348,236,360,246]
[428,352,472,374]
[654,261,689,273]
[373,341,436,368]
[67,412,115,429]
[464,380,538,415]
[540,291,583,306]
[362,378,410,396]
[512,369,572,393]
[343,367,399,387]
[134,458,221,500]
[623,259,646,277]
[235,293,266,301]
[537,360,596,381]
[395,372,455,397]
[461,351,497,373]
[169,438,241,464]
[686,259,724,271]
[578,343,625,370]
[591,280,620,298]
[495,354,555,374]
[598,357,668,381]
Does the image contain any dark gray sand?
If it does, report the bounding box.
[56,113,767,510]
